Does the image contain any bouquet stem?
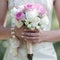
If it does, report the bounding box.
[27,54,33,60]
[27,41,33,60]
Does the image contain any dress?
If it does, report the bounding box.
[3,0,57,60]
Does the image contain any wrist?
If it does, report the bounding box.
[40,31,52,42]
[42,30,59,42]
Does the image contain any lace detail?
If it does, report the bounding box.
[8,0,54,10]
[8,0,14,10]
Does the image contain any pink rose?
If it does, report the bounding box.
[24,3,47,15]
[24,3,35,11]
[34,4,47,15]
[15,11,25,21]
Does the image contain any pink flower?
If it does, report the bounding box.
[34,4,47,15]
[24,3,47,15]
[24,3,35,11]
[15,11,25,21]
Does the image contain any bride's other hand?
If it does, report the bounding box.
[21,29,42,43]
[15,26,26,40]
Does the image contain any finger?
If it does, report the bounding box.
[23,36,40,40]
[22,32,40,37]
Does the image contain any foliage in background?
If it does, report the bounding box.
[0,41,6,60]
[52,9,60,60]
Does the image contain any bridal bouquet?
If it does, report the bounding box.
[10,3,49,58]
[11,3,49,30]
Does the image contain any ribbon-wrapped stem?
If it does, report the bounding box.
[27,41,33,60]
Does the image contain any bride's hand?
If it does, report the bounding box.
[21,29,44,43]
[15,26,51,43]
[15,26,26,40]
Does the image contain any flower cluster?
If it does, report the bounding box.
[11,3,49,30]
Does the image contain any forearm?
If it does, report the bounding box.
[0,0,8,25]
[43,29,60,42]
[0,25,11,40]
[0,0,11,40]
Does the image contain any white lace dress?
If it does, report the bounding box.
[3,0,57,60]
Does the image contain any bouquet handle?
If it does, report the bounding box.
[27,40,33,60]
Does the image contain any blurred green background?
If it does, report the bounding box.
[0,9,60,60]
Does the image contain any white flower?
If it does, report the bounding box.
[33,17,41,23]
[41,15,49,25]
[26,9,38,19]
[25,17,41,29]
[30,17,41,27]
[27,24,32,28]
[36,26,40,29]
[15,20,23,28]
[38,15,49,30]
[11,7,18,17]
[30,28,35,30]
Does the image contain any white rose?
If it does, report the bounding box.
[41,15,49,25]
[26,9,38,19]
[39,15,49,30]
[34,17,41,23]
[26,17,41,29]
